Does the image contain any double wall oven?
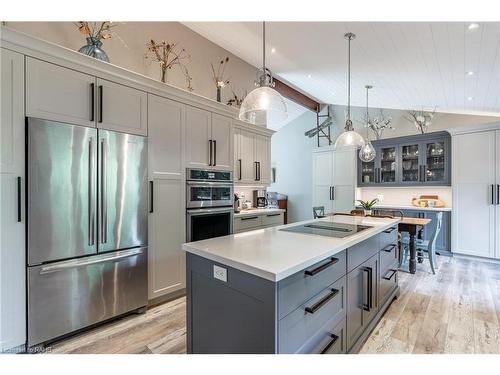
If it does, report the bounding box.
[186,169,234,242]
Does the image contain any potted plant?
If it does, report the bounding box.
[355,198,379,215]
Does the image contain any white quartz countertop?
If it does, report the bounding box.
[182,215,400,282]
[368,204,452,212]
[234,208,285,218]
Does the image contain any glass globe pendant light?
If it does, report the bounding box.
[239,22,287,126]
[359,85,376,162]
[334,32,366,150]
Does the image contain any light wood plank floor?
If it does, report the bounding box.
[46,256,500,354]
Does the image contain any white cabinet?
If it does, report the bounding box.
[452,130,499,259]
[312,148,356,216]
[26,57,95,127]
[185,106,233,170]
[234,127,272,184]
[147,94,185,300]
[97,78,147,136]
[1,49,26,352]
[234,211,284,233]
[26,58,147,135]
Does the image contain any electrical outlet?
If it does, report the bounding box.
[377,194,384,202]
[213,265,227,282]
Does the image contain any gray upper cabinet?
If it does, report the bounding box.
[358,131,451,187]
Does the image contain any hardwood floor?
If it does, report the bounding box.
[46,256,500,354]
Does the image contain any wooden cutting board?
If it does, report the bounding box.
[412,195,445,208]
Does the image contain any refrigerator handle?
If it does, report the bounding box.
[88,138,95,246]
[149,180,154,213]
[100,139,107,243]
[17,176,22,222]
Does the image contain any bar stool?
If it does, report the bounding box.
[312,206,325,219]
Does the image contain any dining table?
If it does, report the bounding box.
[397,216,432,274]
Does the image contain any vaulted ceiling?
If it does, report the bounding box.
[184,22,500,118]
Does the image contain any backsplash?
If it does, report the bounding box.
[356,187,452,208]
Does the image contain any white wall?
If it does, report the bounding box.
[5,22,258,104]
[270,110,317,223]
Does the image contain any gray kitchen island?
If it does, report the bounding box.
[182,215,400,354]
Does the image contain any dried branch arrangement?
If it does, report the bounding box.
[145,39,193,91]
[75,22,118,41]
[364,109,394,139]
[211,57,230,89]
[405,109,435,134]
[226,84,246,107]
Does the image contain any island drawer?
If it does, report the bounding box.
[234,215,263,232]
[379,262,398,306]
[380,225,398,250]
[261,212,284,227]
[347,235,379,272]
[278,276,346,354]
[380,242,398,271]
[278,251,346,319]
[310,318,346,354]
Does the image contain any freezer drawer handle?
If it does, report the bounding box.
[39,248,144,274]
[382,244,397,253]
[320,333,339,354]
[304,257,339,277]
[305,288,340,314]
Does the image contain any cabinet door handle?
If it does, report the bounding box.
[257,161,261,181]
[304,257,339,277]
[266,213,281,217]
[254,161,258,181]
[320,333,339,354]
[497,184,499,205]
[331,186,335,200]
[305,288,339,314]
[213,140,217,166]
[149,181,154,213]
[90,82,95,121]
[382,244,397,252]
[362,267,373,311]
[492,185,496,205]
[383,227,397,234]
[17,176,22,222]
[98,85,103,123]
[238,159,242,180]
[241,216,259,221]
[383,269,397,281]
[208,140,213,166]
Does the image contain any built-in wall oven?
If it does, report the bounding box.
[186,169,234,242]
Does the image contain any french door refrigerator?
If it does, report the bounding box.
[26,118,148,347]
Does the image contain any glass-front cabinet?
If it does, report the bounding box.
[357,131,451,187]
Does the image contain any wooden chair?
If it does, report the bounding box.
[400,212,442,274]
[312,206,325,219]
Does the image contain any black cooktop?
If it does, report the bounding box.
[280,221,372,238]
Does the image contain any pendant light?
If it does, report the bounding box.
[359,85,376,162]
[334,33,365,150]
[239,22,287,126]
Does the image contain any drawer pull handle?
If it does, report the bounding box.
[320,333,339,354]
[383,269,397,281]
[241,216,259,221]
[383,227,397,234]
[382,244,397,252]
[266,213,281,217]
[305,288,339,314]
[304,257,339,277]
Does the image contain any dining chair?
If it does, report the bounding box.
[399,211,442,274]
[312,206,325,219]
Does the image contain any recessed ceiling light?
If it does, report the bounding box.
[271,47,276,53]
[308,74,312,78]
[466,71,475,76]
[468,23,479,30]
[467,96,474,101]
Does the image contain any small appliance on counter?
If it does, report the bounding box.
[234,193,243,213]
[253,189,268,208]
[267,192,288,224]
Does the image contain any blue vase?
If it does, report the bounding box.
[78,37,109,63]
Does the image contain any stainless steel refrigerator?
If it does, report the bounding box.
[26,118,148,347]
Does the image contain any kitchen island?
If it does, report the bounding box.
[183,215,400,354]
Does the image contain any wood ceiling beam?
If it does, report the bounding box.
[273,78,321,113]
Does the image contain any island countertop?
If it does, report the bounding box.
[182,215,400,282]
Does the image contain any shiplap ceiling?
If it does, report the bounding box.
[184,22,500,118]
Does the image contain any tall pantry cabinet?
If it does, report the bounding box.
[452,129,500,259]
[0,48,26,352]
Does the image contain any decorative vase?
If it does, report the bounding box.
[216,86,222,103]
[364,209,372,216]
[78,37,109,63]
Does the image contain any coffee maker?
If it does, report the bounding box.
[253,189,267,208]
